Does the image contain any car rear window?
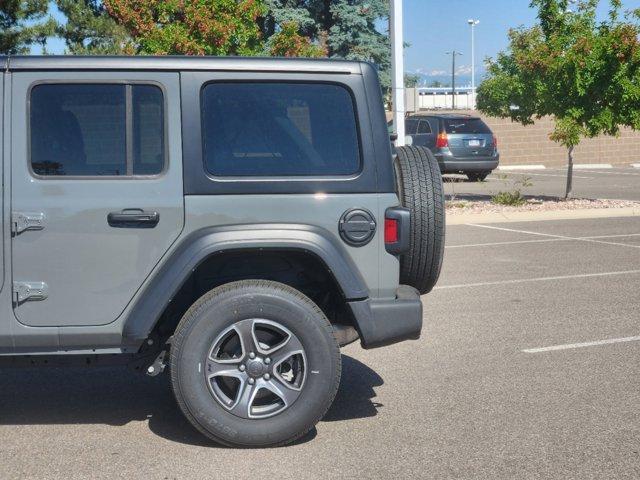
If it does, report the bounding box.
[444,118,491,134]
[201,82,360,177]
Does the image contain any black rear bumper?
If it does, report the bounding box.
[348,285,423,349]
[435,155,500,173]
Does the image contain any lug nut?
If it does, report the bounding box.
[239,364,246,372]
[249,352,256,359]
[265,357,271,364]
[263,373,270,380]
[248,378,255,385]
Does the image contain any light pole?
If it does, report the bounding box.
[445,51,462,109]
[390,0,405,146]
[467,19,479,109]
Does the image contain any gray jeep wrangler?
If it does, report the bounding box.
[0,55,444,447]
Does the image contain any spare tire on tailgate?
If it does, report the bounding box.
[394,146,445,294]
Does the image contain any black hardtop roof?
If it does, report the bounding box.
[0,55,363,74]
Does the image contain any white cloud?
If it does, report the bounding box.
[425,69,448,76]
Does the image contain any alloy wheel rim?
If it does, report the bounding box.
[205,318,306,419]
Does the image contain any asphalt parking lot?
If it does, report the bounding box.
[1,215,639,479]
[445,166,640,201]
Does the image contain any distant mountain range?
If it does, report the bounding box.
[409,69,486,88]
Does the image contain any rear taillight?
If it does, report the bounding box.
[384,207,410,255]
[384,218,399,244]
[492,135,498,148]
[436,132,448,148]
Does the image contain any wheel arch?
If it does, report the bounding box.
[122,224,369,348]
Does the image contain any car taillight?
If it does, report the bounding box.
[384,207,410,255]
[436,132,448,148]
[384,218,399,244]
[492,135,498,148]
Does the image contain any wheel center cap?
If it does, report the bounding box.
[246,359,266,378]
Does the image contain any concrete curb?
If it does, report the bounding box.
[446,206,640,225]
[498,165,546,171]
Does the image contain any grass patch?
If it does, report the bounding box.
[491,190,527,206]
[448,201,470,209]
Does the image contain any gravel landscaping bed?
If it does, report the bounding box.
[445,197,640,215]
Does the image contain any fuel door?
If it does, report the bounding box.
[339,208,377,247]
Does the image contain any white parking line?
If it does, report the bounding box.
[544,169,640,176]
[446,233,640,249]
[498,165,546,170]
[497,171,593,179]
[446,238,569,249]
[523,336,640,353]
[434,269,640,290]
[573,163,613,169]
[466,223,640,250]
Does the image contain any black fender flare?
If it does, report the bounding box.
[122,224,369,346]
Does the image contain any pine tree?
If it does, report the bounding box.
[55,0,131,54]
[1,0,56,54]
[263,1,326,56]
[264,1,391,88]
[263,0,316,38]
[325,0,390,88]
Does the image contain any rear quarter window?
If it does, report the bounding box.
[405,119,418,135]
[417,120,432,134]
[201,82,361,177]
[444,118,491,134]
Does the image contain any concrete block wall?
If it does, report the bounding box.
[461,111,640,167]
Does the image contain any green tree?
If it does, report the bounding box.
[405,73,420,88]
[326,0,390,87]
[477,0,640,198]
[55,0,131,54]
[264,1,391,88]
[103,0,267,55]
[269,21,326,57]
[263,0,316,38]
[1,0,55,54]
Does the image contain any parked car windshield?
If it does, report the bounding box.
[444,118,491,134]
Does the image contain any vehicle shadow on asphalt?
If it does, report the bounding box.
[0,355,383,448]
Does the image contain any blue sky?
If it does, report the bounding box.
[42,0,640,79]
[402,0,640,78]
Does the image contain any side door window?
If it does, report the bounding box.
[30,84,164,177]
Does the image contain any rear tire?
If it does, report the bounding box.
[394,146,445,295]
[467,172,489,182]
[170,280,341,447]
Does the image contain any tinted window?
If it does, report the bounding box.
[202,83,360,176]
[30,84,164,177]
[133,85,165,175]
[444,118,491,134]
[405,118,418,135]
[417,120,432,134]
